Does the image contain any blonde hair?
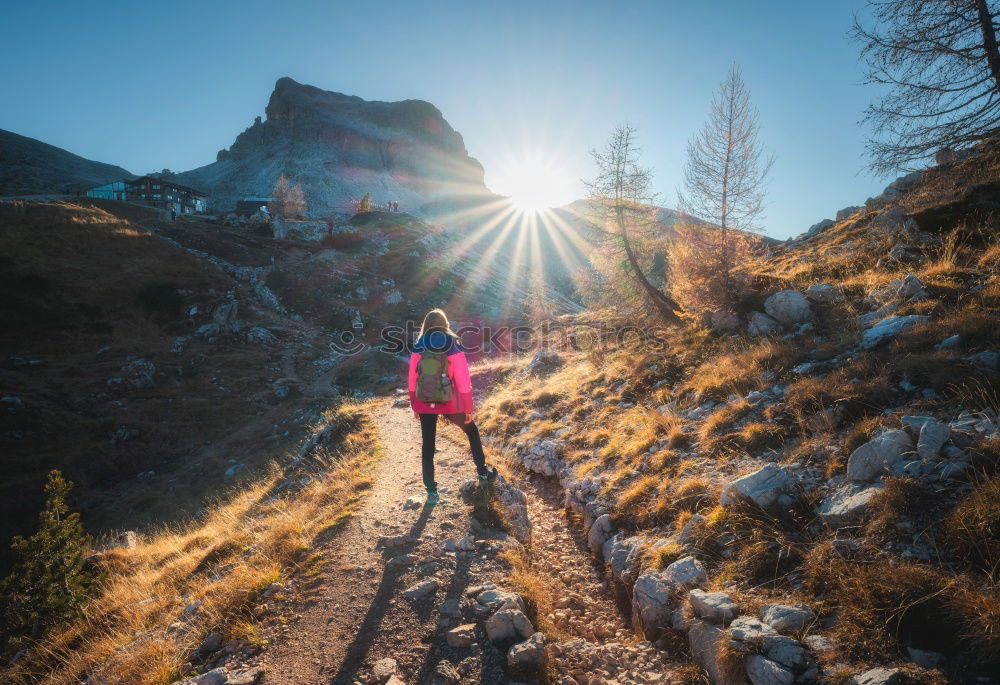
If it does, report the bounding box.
[419,308,456,338]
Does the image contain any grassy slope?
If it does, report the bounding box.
[474,148,1000,681]
[2,402,380,684]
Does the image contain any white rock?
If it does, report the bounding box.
[587,513,614,556]
[662,556,707,588]
[896,273,924,299]
[403,580,439,601]
[631,570,677,638]
[804,283,845,304]
[446,623,476,648]
[846,430,913,481]
[748,311,781,335]
[484,607,533,642]
[746,655,794,685]
[817,483,885,528]
[917,419,950,459]
[760,603,815,632]
[730,616,778,645]
[860,315,931,349]
[721,463,797,508]
[850,667,904,685]
[689,620,743,685]
[507,632,547,670]
[764,290,813,325]
[688,589,738,625]
[763,635,807,669]
[373,657,397,682]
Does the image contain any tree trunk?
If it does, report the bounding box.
[617,217,683,324]
[974,0,1000,94]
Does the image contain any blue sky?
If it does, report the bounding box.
[1,0,888,238]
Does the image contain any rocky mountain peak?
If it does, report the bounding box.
[183,77,486,215]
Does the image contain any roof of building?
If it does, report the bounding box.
[125,175,207,197]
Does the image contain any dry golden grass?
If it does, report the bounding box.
[943,472,1000,580]
[803,546,1000,677]
[499,543,569,641]
[3,402,381,685]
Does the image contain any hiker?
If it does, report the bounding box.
[408,308,497,505]
[169,204,177,221]
[392,200,399,212]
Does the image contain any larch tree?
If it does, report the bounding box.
[584,124,683,324]
[852,0,1000,174]
[674,64,773,314]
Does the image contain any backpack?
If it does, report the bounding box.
[416,351,453,405]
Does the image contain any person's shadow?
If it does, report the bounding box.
[328,502,434,684]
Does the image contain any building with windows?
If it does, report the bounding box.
[86,176,207,214]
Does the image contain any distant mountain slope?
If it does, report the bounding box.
[177,77,489,216]
[0,128,133,196]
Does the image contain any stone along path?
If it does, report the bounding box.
[259,400,512,685]
[513,475,679,685]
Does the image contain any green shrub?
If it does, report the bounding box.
[1,471,96,654]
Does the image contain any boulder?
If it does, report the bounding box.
[760,603,815,632]
[746,655,794,685]
[484,607,533,643]
[748,311,781,336]
[446,624,477,648]
[710,310,742,332]
[403,579,438,601]
[860,315,931,349]
[896,273,925,299]
[764,290,813,326]
[372,657,397,683]
[587,513,614,556]
[762,635,808,669]
[836,206,862,221]
[632,569,677,638]
[805,219,835,237]
[688,589,738,626]
[602,534,645,584]
[661,556,707,589]
[721,463,798,508]
[689,619,744,685]
[917,419,950,459]
[804,284,845,305]
[730,616,778,646]
[846,429,914,481]
[850,668,904,685]
[817,482,885,528]
[507,632,547,671]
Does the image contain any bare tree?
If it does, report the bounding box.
[676,64,773,309]
[584,124,682,324]
[852,0,1000,174]
[270,173,308,218]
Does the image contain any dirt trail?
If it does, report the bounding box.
[260,401,509,685]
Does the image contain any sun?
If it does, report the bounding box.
[490,153,577,213]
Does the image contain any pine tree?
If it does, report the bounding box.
[1,471,95,652]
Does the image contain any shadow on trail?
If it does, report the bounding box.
[328,502,434,685]
[410,549,477,685]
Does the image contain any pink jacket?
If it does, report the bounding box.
[408,331,473,414]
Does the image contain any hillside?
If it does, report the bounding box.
[2,134,999,685]
[178,78,490,216]
[0,129,133,196]
[473,140,1000,683]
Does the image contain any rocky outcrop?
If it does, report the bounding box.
[763,290,813,326]
[178,77,488,216]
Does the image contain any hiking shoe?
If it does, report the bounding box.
[478,466,498,483]
[426,489,440,506]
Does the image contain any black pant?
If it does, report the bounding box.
[419,413,487,490]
